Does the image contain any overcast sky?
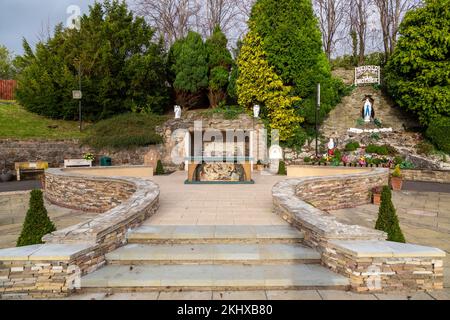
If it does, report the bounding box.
[0,0,96,55]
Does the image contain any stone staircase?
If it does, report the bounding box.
[80,226,350,292]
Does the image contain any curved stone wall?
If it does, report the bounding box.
[0,168,160,298]
[273,168,445,292]
[45,169,137,213]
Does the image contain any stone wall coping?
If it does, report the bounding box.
[0,243,91,262]
[42,168,160,244]
[329,240,446,258]
[63,165,153,172]
[272,168,388,240]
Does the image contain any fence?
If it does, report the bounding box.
[0,80,17,100]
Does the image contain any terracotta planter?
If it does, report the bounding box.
[373,193,381,205]
[391,176,403,191]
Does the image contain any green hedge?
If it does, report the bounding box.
[366,144,389,155]
[82,113,166,150]
[426,116,450,154]
[17,190,56,247]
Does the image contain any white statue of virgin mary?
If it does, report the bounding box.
[253,105,261,118]
[174,105,182,119]
[361,96,375,123]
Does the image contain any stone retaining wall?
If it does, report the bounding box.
[0,169,159,298]
[44,172,136,213]
[273,168,446,292]
[0,139,162,171]
[402,169,450,184]
[295,168,387,211]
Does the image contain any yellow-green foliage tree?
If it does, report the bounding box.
[237,30,302,141]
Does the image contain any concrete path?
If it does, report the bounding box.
[145,171,287,226]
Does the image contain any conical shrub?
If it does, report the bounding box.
[17,189,56,247]
[278,161,287,176]
[375,186,406,243]
[155,160,165,175]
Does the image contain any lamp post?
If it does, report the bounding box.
[315,83,321,158]
[73,59,83,132]
[78,60,82,132]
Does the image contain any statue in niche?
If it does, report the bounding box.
[361,95,375,123]
[174,105,182,119]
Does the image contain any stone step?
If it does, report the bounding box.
[106,243,321,265]
[81,264,349,291]
[127,225,304,244]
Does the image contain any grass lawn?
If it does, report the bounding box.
[0,101,87,139]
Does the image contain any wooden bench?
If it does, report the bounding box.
[15,161,49,181]
[64,159,93,168]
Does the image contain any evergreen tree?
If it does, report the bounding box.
[155,160,165,175]
[237,30,303,141]
[385,0,450,127]
[278,161,287,175]
[205,26,233,108]
[15,0,169,120]
[249,0,345,127]
[170,31,209,109]
[375,186,406,243]
[17,190,56,247]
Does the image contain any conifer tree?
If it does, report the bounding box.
[17,190,56,247]
[375,186,406,243]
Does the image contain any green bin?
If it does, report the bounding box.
[100,156,112,167]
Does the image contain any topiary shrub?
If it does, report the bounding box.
[375,186,406,243]
[426,116,450,154]
[278,161,287,175]
[155,160,165,175]
[17,189,56,247]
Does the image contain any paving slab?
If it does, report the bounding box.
[330,240,446,258]
[0,244,43,261]
[266,290,322,300]
[158,291,212,300]
[212,291,267,300]
[374,292,434,300]
[318,290,377,300]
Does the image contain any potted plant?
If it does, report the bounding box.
[390,165,403,191]
[372,186,383,205]
[256,160,264,171]
[0,159,13,182]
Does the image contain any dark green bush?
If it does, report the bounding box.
[278,161,287,175]
[17,190,56,247]
[375,186,406,243]
[426,116,450,154]
[416,140,434,156]
[366,144,389,155]
[345,141,360,152]
[82,113,166,150]
[155,160,165,175]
